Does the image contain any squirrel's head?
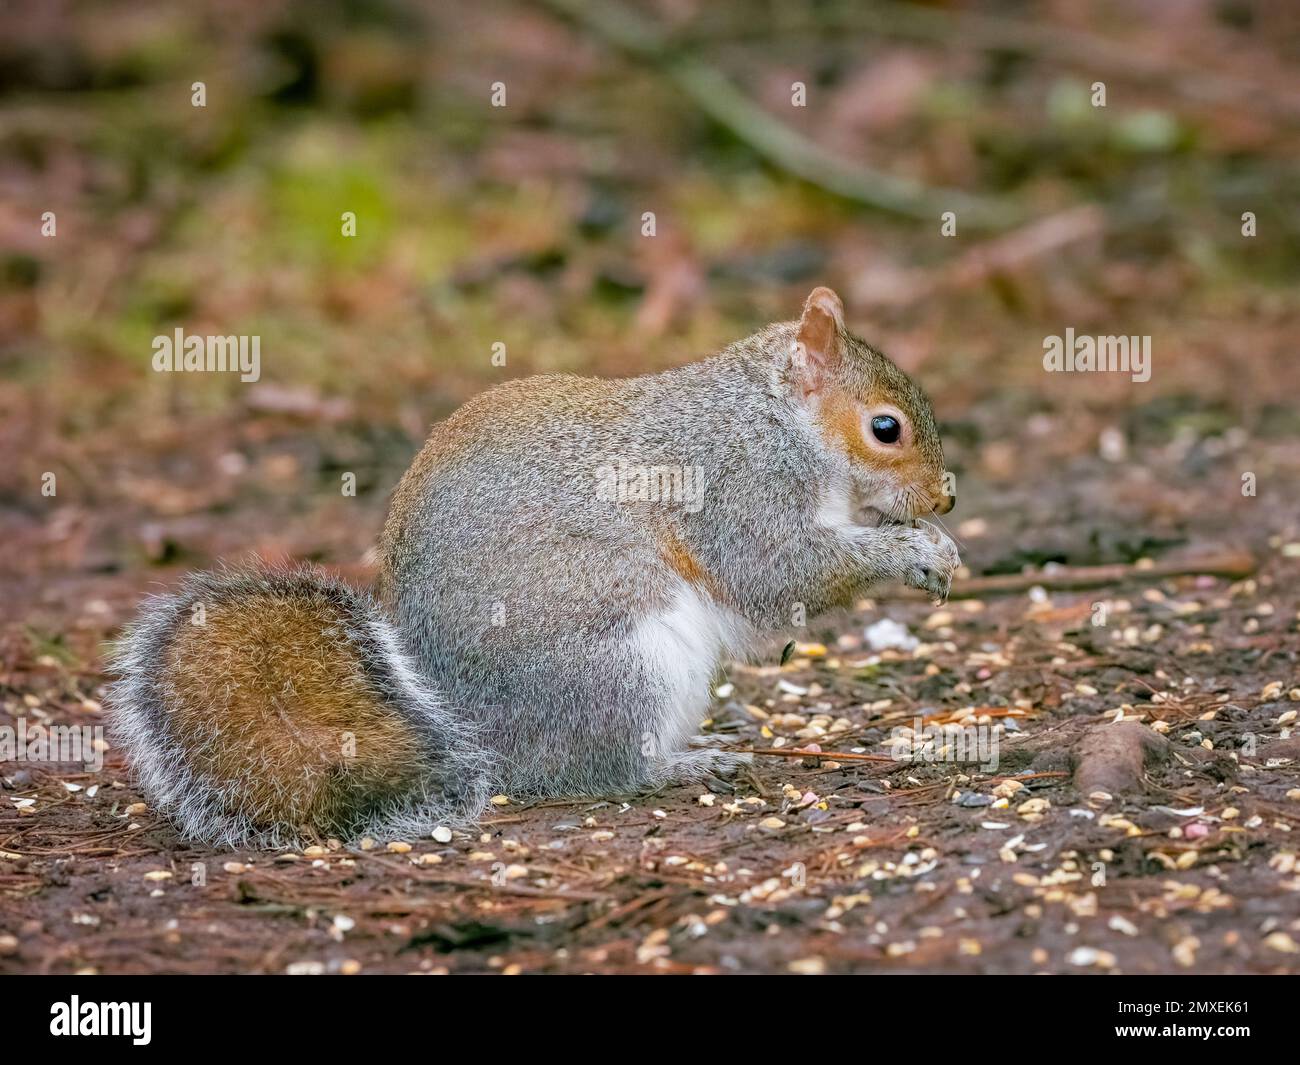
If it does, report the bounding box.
[788,286,954,522]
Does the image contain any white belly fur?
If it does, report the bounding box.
[631,581,757,755]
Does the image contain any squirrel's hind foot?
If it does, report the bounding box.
[652,747,754,791]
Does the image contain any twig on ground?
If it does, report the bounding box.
[881,550,1258,600]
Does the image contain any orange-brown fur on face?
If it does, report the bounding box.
[819,391,875,467]
[165,593,424,838]
[814,348,950,518]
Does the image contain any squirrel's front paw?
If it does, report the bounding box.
[893,522,960,602]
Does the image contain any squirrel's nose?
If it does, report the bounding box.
[935,492,955,515]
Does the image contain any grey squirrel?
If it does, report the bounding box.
[107,287,959,846]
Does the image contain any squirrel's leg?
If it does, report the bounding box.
[649,746,754,792]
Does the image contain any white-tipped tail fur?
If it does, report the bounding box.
[106,565,495,849]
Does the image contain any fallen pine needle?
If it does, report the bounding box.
[740,747,895,763]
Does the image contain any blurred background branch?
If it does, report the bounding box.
[537,0,1026,227]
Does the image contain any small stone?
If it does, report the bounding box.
[432,826,454,843]
[490,794,511,806]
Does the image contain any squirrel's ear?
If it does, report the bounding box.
[792,286,845,394]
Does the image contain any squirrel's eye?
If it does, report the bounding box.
[870,415,901,444]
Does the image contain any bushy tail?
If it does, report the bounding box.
[106,565,494,848]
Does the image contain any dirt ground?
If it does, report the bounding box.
[3,385,1298,974]
[2,1,1300,974]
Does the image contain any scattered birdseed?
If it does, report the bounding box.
[1172,936,1200,967]
[386,841,412,854]
[1018,797,1051,820]
[1067,946,1115,968]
